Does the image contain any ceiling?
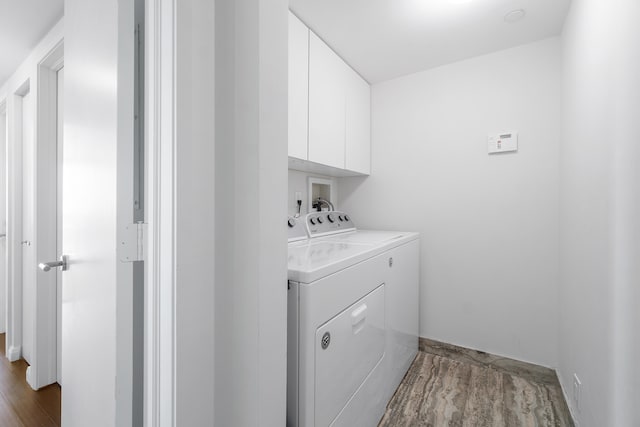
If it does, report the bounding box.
[0,0,64,86]
[289,0,572,83]
[0,1,571,87]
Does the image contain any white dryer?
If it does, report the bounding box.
[287,212,419,427]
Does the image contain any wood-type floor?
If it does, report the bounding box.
[379,339,574,427]
[0,334,60,427]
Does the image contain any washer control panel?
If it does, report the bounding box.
[306,211,355,237]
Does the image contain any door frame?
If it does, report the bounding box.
[26,40,64,390]
[145,0,176,424]
[6,79,29,364]
[145,0,218,424]
[144,0,288,426]
[2,20,65,390]
[0,99,7,336]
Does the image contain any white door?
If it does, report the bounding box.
[60,0,136,424]
[56,67,63,385]
[21,91,34,364]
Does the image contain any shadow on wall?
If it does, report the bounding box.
[338,176,368,207]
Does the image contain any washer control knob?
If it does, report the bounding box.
[327,214,335,223]
[344,215,350,222]
[317,216,324,224]
[338,215,344,221]
[309,217,316,225]
[287,218,296,228]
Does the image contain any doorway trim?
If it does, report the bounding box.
[6,79,30,364]
[0,99,7,338]
[26,39,64,390]
[1,20,65,391]
[145,0,176,425]
[0,98,7,336]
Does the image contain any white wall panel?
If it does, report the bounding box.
[173,0,216,424]
[559,0,640,424]
[215,0,288,425]
[20,91,34,365]
[339,38,562,368]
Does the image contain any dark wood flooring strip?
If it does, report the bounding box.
[0,389,26,427]
[380,345,574,427]
[0,334,60,427]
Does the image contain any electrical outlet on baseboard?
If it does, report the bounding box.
[573,373,582,412]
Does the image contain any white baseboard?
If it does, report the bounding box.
[25,366,40,391]
[6,345,20,362]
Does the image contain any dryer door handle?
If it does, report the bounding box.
[351,303,368,327]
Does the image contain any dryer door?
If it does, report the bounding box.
[315,284,385,427]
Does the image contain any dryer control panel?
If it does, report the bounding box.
[305,211,356,238]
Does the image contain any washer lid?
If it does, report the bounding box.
[288,241,374,276]
[317,230,413,245]
[288,231,420,283]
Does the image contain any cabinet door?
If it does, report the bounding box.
[288,12,309,160]
[308,32,346,169]
[345,68,371,174]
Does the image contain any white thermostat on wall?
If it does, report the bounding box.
[488,132,518,154]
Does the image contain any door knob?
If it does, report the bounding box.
[39,255,69,272]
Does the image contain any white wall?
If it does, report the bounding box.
[172,1,215,424]
[338,38,562,368]
[559,0,640,425]
[215,0,289,425]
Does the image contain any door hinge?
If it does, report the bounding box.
[120,222,147,262]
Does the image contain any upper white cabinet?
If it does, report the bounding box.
[288,13,309,161]
[345,66,371,175]
[288,11,371,177]
[308,31,347,170]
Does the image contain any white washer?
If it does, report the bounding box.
[287,212,419,427]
